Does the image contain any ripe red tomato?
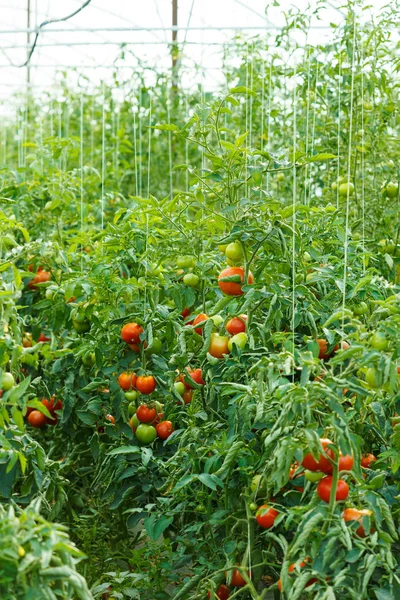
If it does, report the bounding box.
[289,464,304,491]
[180,368,205,388]
[136,404,157,423]
[121,322,144,344]
[183,388,193,404]
[28,410,47,428]
[42,397,63,413]
[218,267,254,296]
[225,314,247,335]
[316,339,332,360]
[338,454,354,471]
[342,508,372,537]
[192,313,209,335]
[209,333,230,358]
[302,438,334,473]
[105,414,115,424]
[361,453,377,468]
[156,420,173,440]
[207,584,230,600]
[28,270,51,289]
[118,372,137,391]
[317,476,349,503]
[37,332,51,343]
[255,505,279,529]
[278,559,317,592]
[136,375,157,395]
[230,569,248,587]
[181,307,192,318]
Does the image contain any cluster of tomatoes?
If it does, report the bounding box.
[119,322,173,445]
[26,397,63,428]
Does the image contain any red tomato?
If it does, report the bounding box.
[22,334,33,348]
[301,438,334,473]
[361,453,376,468]
[289,464,304,492]
[42,397,63,413]
[180,368,205,388]
[338,454,354,471]
[230,569,248,587]
[192,313,209,335]
[316,339,332,360]
[28,270,51,289]
[207,584,230,600]
[136,375,157,395]
[342,508,372,537]
[118,372,137,391]
[37,332,51,343]
[225,314,247,335]
[183,389,193,404]
[156,420,173,440]
[28,410,47,428]
[218,267,254,296]
[278,559,317,592]
[317,476,349,503]
[136,404,157,423]
[181,307,191,318]
[255,505,279,529]
[121,322,144,344]
[209,333,230,358]
[105,414,115,424]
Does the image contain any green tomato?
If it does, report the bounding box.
[128,402,137,416]
[1,372,15,391]
[211,314,224,327]
[228,332,248,352]
[303,251,312,263]
[353,301,369,316]
[176,255,196,269]
[145,337,162,356]
[72,314,91,333]
[218,244,228,252]
[276,172,285,182]
[338,182,355,197]
[155,400,164,413]
[82,351,95,367]
[304,470,325,482]
[385,182,398,198]
[250,474,265,494]
[370,332,388,351]
[45,286,57,300]
[249,502,258,512]
[125,390,138,402]
[183,273,199,287]
[130,415,140,431]
[378,239,396,254]
[331,181,337,191]
[225,241,243,261]
[366,367,379,389]
[174,381,185,396]
[135,424,157,444]
[363,101,373,111]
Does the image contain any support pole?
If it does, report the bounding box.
[26,0,31,85]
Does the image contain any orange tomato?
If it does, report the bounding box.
[342,507,372,537]
[218,267,254,296]
[121,322,144,344]
[192,313,209,335]
[225,314,247,335]
[117,372,137,391]
[136,375,157,395]
[209,333,230,358]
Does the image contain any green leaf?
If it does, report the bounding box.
[107,446,140,456]
[229,86,256,96]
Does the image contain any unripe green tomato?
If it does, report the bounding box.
[72,317,91,333]
[218,244,228,252]
[45,286,57,300]
[228,332,248,351]
[304,470,325,482]
[276,172,285,182]
[130,414,140,430]
[296,273,304,283]
[378,239,395,254]
[353,301,368,316]
[1,372,15,391]
[174,381,185,396]
[370,332,388,351]
[125,390,138,402]
[366,367,379,388]
[225,241,243,261]
[325,203,336,213]
[82,351,95,367]
[303,251,312,263]
[155,401,164,413]
[250,474,265,493]
[135,423,157,444]
[183,273,199,287]
[249,502,258,511]
[331,181,337,191]
[226,257,240,266]
[364,101,373,111]
[338,182,355,197]
[128,402,137,416]
[211,314,224,327]
[137,276,147,286]
[145,337,162,356]
[176,255,196,269]
[352,232,361,241]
